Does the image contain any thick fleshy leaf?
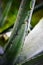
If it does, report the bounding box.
[16,18,43,64]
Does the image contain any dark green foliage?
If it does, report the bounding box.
[0,0,21,33]
[0,0,13,26]
[0,0,43,65]
[22,53,43,65]
[3,24,26,65]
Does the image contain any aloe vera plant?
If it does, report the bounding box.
[15,0,36,64]
[0,0,43,65]
[0,0,13,27]
[4,0,31,52]
[16,17,43,65]
[0,0,32,65]
[2,23,26,65]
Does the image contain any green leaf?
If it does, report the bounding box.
[5,0,31,52]
[0,0,13,26]
[0,0,20,33]
[3,24,26,65]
